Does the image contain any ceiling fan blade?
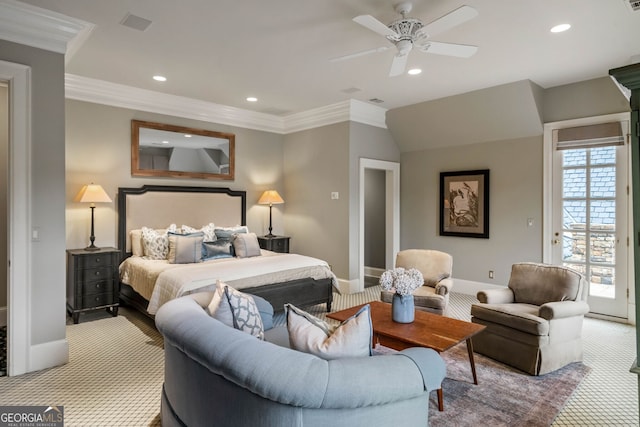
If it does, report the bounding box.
[389,53,408,77]
[420,41,478,58]
[353,15,398,38]
[419,5,478,37]
[329,46,391,62]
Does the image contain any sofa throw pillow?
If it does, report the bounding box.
[141,224,177,260]
[208,281,264,340]
[182,223,216,242]
[167,232,204,264]
[202,240,234,260]
[232,232,262,258]
[285,303,372,360]
[214,225,249,240]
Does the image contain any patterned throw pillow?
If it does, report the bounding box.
[181,223,216,242]
[208,281,264,340]
[141,224,177,260]
[285,303,372,360]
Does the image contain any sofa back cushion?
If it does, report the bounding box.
[508,262,585,305]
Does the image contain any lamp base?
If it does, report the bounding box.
[84,245,100,251]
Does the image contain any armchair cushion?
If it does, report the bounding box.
[396,250,453,289]
[509,262,586,305]
[471,303,549,336]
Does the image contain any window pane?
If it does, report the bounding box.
[563,168,586,197]
[589,265,615,299]
[563,149,586,167]
[591,146,616,165]
[564,263,586,277]
[563,200,586,226]
[590,232,615,265]
[590,200,615,225]
[590,167,615,198]
[563,231,586,263]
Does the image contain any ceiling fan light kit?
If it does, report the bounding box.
[341,2,479,77]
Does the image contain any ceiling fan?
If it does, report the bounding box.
[332,2,479,77]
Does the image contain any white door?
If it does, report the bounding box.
[550,117,630,319]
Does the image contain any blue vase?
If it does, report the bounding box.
[392,293,415,323]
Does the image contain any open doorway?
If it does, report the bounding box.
[359,158,400,292]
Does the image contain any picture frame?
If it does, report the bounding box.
[439,169,489,238]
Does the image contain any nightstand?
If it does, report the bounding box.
[66,247,120,324]
[257,235,290,253]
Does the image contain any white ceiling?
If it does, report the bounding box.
[16,0,640,116]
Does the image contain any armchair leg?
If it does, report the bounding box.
[437,388,444,411]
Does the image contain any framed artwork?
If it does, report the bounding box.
[439,169,489,238]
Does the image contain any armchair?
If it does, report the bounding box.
[381,249,453,315]
[470,262,589,375]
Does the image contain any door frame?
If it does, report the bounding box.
[543,112,632,321]
[359,159,400,291]
[0,60,32,376]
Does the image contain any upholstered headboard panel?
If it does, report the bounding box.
[117,185,246,256]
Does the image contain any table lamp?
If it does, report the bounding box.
[75,183,112,251]
[258,190,284,237]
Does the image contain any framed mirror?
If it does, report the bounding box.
[131,120,235,180]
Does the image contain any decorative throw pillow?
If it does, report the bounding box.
[214,225,249,240]
[167,232,204,264]
[202,240,234,260]
[208,281,264,340]
[141,224,177,260]
[232,232,262,258]
[285,303,372,360]
[129,229,144,257]
[182,223,216,242]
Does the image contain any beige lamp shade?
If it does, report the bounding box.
[258,190,284,206]
[74,184,112,205]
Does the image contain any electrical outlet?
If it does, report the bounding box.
[331,192,339,200]
[489,270,494,279]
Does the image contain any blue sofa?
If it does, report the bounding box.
[155,292,446,427]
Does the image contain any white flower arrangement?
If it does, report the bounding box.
[379,267,424,296]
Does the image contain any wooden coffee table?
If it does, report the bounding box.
[327,300,486,411]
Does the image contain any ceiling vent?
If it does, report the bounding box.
[368,98,385,104]
[624,0,640,12]
[120,13,152,31]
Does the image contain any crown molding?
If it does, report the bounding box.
[66,74,388,134]
[0,0,92,56]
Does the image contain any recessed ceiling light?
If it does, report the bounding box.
[161,140,169,144]
[550,23,571,33]
[184,134,192,138]
[153,75,167,82]
[408,68,422,75]
[246,97,258,102]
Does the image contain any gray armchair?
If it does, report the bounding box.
[470,262,589,375]
[381,249,453,315]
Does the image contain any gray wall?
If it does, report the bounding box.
[1,39,67,346]
[65,100,284,250]
[364,168,385,269]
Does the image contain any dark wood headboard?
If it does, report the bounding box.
[117,185,246,259]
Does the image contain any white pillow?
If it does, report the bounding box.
[208,281,264,340]
[141,224,177,259]
[181,223,216,242]
[232,232,261,258]
[285,303,372,360]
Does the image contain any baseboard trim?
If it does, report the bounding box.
[335,278,361,295]
[29,339,69,373]
[452,278,504,296]
[0,307,6,327]
[364,267,385,278]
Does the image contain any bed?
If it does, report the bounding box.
[117,185,335,315]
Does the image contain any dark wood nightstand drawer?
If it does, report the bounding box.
[82,279,114,296]
[79,292,116,309]
[77,266,114,283]
[257,236,290,253]
[74,253,116,269]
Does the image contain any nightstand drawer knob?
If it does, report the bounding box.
[95,271,100,276]
[95,258,101,263]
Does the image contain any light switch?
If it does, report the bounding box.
[527,218,534,227]
[331,192,339,200]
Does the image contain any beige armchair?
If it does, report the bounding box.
[381,249,453,315]
[470,262,589,375]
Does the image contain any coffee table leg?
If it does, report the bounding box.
[466,338,479,385]
[437,388,444,412]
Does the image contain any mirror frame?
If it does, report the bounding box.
[131,120,235,180]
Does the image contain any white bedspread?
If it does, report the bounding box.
[119,251,337,314]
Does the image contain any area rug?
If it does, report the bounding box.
[428,344,591,427]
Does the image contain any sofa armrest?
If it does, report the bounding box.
[434,278,453,296]
[477,288,514,304]
[398,348,446,392]
[539,300,590,320]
